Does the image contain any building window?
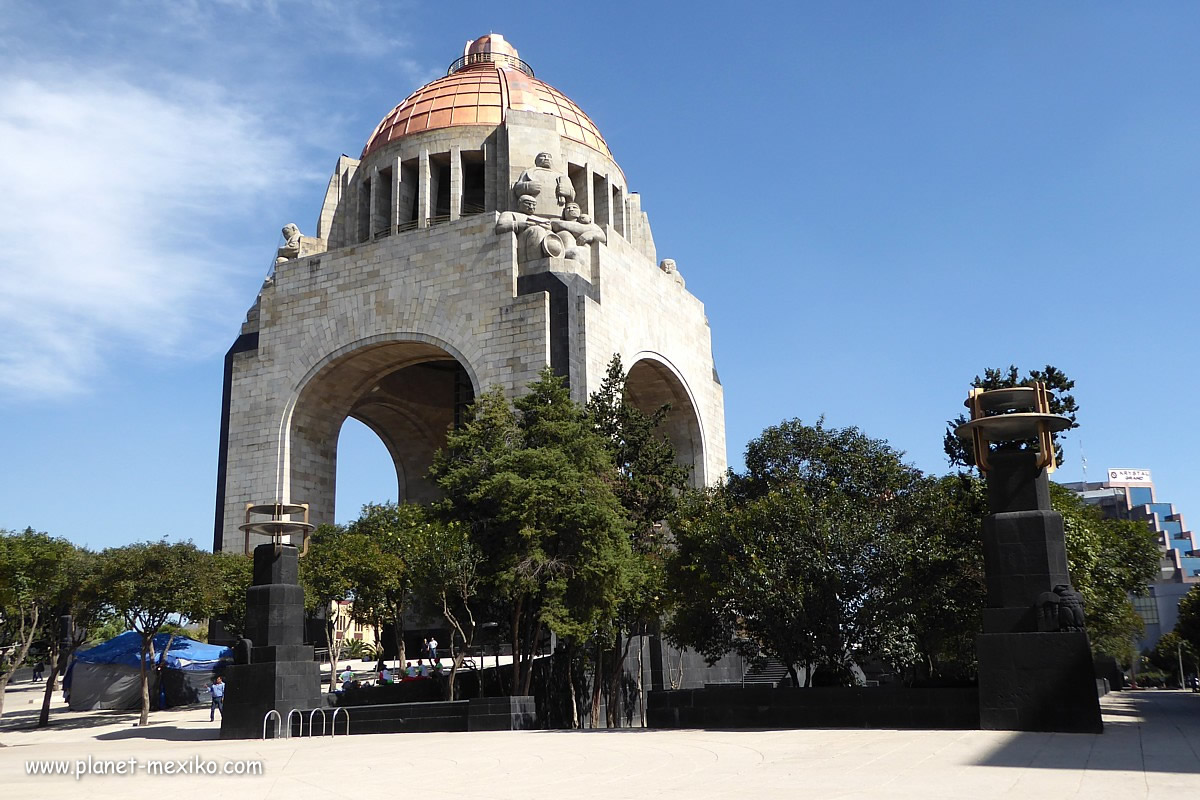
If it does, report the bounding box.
[1132,595,1159,625]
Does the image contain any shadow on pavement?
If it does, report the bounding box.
[97,725,220,742]
[975,691,1200,773]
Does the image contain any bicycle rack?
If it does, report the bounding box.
[261,709,282,740]
[285,708,303,738]
[331,706,349,736]
[308,708,327,736]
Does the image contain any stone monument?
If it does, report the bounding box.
[213,32,725,554]
[219,504,322,739]
[956,384,1103,733]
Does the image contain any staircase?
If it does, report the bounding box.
[743,658,790,687]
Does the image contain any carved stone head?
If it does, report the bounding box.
[534,152,553,168]
[517,195,538,215]
[562,202,580,221]
[282,223,300,241]
[659,258,677,274]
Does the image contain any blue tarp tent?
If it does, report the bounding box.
[69,632,232,711]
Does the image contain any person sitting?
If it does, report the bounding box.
[379,666,393,683]
[339,666,354,690]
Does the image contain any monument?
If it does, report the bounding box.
[956,384,1103,733]
[220,504,321,739]
[213,33,726,553]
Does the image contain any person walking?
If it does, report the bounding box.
[209,675,225,721]
[428,636,439,663]
[32,660,44,682]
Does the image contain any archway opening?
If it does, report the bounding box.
[624,357,705,488]
[289,340,476,527]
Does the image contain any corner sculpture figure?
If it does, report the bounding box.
[514,151,575,216]
[659,258,685,288]
[1038,584,1087,632]
[955,383,1102,733]
[276,223,302,264]
[496,195,568,259]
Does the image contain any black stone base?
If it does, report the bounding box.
[647,686,980,730]
[976,631,1102,733]
[301,697,538,735]
[219,659,324,739]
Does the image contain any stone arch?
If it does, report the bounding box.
[278,333,480,526]
[624,352,707,487]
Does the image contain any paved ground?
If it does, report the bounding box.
[1,681,1197,798]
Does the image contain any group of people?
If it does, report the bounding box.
[336,636,442,690]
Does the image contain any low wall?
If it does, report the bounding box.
[307,696,537,735]
[648,686,980,730]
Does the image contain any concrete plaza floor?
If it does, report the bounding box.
[1,681,1197,799]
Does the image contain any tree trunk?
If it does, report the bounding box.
[37,643,60,727]
[787,664,800,689]
[326,619,341,692]
[637,633,645,728]
[521,619,542,697]
[392,609,406,669]
[0,604,39,721]
[139,637,152,726]
[590,641,603,728]
[509,598,523,696]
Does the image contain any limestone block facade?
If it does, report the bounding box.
[214,34,725,552]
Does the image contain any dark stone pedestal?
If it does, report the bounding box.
[220,659,323,739]
[974,452,1102,734]
[977,631,1101,733]
[220,544,323,739]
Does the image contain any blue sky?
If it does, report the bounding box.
[1,1,1197,551]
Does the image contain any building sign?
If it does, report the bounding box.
[1108,468,1152,484]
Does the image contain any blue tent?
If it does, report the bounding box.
[70,632,231,711]
[76,631,230,670]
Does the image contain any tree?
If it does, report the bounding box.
[1177,585,1200,655]
[208,551,253,640]
[299,523,371,691]
[98,540,215,725]
[586,355,689,726]
[666,419,922,686]
[1049,484,1161,661]
[410,518,483,700]
[943,365,1078,469]
[1147,631,1199,687]
[343,502,425,668]
[0,528,76,720]
[432,369,634,698]
[36,545,106,727]
[890,473,988,681]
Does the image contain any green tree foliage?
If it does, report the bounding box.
[299,523,373,690]
[431,369,634,696]
[1174,585,1200,655]
[343,502,426,667]
[586,355,689,726]
[1049,483,1161,661]
[98,540,215,725]
[409,518,483,699]
[890,474,988,680]
[0,528,77,720]
[943,365,1078,469]
[208,551,253,640]
[35,545,106,727]
[666,419,921,686]
[1147,631,1199,686]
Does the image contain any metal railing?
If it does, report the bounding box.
[447,52,533,77]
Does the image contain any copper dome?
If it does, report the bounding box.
[361,35,611,160]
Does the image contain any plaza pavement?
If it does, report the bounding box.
[1,680,1197,799]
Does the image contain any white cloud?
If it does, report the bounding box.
[0,70,306,399]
